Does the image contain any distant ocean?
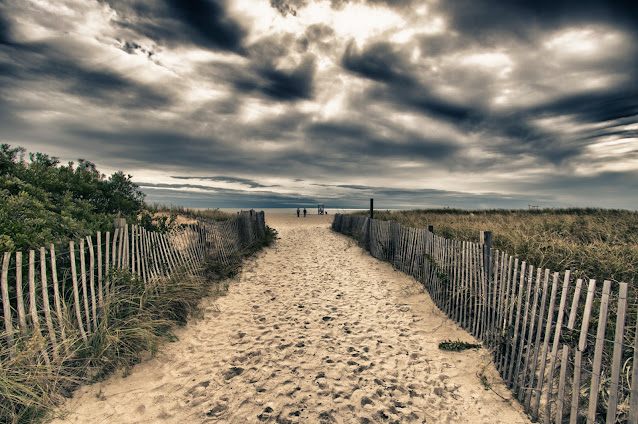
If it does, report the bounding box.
[216,208,370,215]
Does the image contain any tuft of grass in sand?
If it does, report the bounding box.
[438,339,481,351]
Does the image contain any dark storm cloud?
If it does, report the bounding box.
[4,42,172,110]
[342,41,479,124]
[0,10,12,45]
[234,55,317,101]
[270,0,309,17]
[306,121,458,160]
[434,0,638,40]
[164,0,246,52]
[68,128,237,169]
[3,0,638,210]
[171,175,275,188]
[341,26,636,168]
[342,41,413,86]
[260,56,316,100]
[102,0,246,53]
[532,89,638,124]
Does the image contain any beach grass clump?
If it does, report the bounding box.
[0,266,211,423]
[147,204,235,222]
[1,233,277,424]
[352,208,637,421]
[358,208,638,286]
[438,339,481,351]
[0,335,81,424]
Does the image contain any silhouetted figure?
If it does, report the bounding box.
[303,208,307,217]
[297,208,300,217]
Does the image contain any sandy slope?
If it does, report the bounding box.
[51,214,531,424]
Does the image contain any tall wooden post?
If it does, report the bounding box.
[370,198,374,219]
[481,231,493,282]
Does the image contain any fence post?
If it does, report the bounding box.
[480,231,492,280]
[428,225,434,233]
[114,217,126,229]
[630,304,638,424]
[370,198,374,219]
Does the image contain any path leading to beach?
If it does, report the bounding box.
[52,214,530,424]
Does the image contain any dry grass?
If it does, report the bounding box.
[361,208,638,286]
[351,208,638,421]
[149,204,235,222]
[0,223,278,423]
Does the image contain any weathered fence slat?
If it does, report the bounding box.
[525,268,550,409]
[587,280,612,423]
[557,278,583,423]
[495,252,507,365]
[605,282,628,423]
[512,264,535,394]
[1,252,13,354]
[502,258,519,375]
[97,232,103,308]
[70,241,88,343]
[489,249,500,350]
[629,304,638,424]
[39,247,58,360]
[130,224,136,274]
[543,270,571,423]
[470,242,479,337]
[15,252,27,337]
[79,239,91,333]
[50,244,67,352]
[556,346,570,423]
[105,231,111,278]
[29,250,50,365]
[86,236,97,332]
[117,225,125,269]
[148,229,161,279]
[570,279,597,424]
[507,261,526,385]
[112,228,119,272]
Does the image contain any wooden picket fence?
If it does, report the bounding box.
[0,211,266,364]
[333,214,638,424]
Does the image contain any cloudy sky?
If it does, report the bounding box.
[1,0,637,209]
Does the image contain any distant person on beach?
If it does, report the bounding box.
[303,208,307,217]
[297,208,300,217]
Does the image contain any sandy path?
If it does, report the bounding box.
[51,214,531,424]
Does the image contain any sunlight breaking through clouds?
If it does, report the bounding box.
[1,0,637,209]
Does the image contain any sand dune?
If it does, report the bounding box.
[51,214,531,423]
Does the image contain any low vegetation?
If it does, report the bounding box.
[147,204,235,223]
[438,339,481,351]
[0,144,146,252]
[359,208,638,286]
[0,145,277,423]
[353,208,637,421]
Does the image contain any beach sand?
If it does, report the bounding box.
[50,214,531,423]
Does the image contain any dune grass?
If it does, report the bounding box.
[1,225,277,424]
[148,204,236,222]
[351,208,637,421]
[358,208,638,286]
